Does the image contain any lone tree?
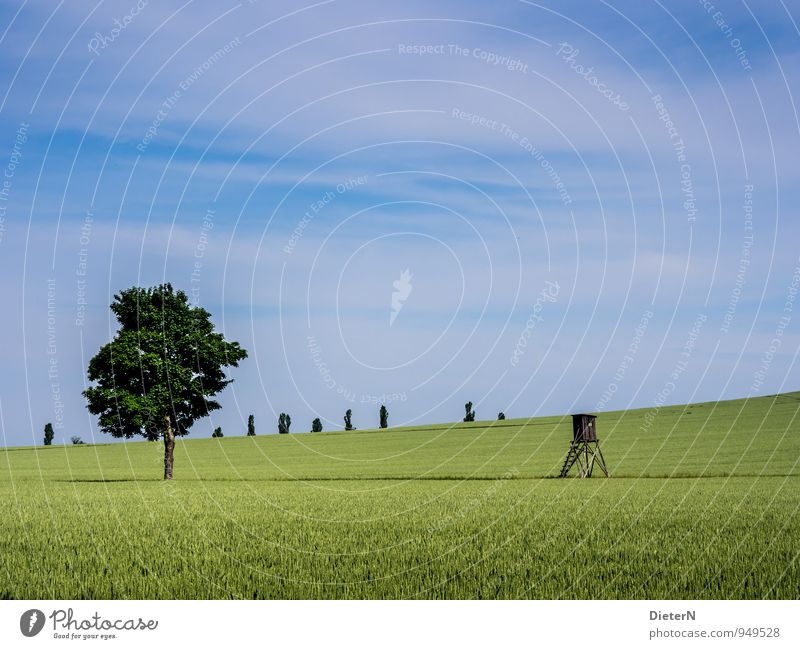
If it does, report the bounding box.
[278,413,291,434]
[463,401,475,422]
[83,284,247,480]
[43,422,55,446]
[311,418,322,433]
[498,412,506,420]
[344,409,355,431]
[247,414,256,436]
[379,405,388,429]
[212,426,223,438]
[70,436,84,445]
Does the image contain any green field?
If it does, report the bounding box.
[2,392,799,599]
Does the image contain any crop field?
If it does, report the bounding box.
[1,392,799,599]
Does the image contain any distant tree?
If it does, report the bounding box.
[463,401,475,422]
[278,413,291,434]
[70,436,84,445]
[83,284,247,479]
[379,405,388,429]
[344,409,355,431]
[311,417,322,433]
[498,412,506,420]
[212,426,223,438]
[247,414,256,436]
[43,422,55,446]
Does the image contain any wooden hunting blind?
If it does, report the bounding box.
[559,414,609,478]
[572,413,597,441]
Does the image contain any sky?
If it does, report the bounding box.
[0,0,798,446]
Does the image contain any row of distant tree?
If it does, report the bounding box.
[208,406,374,437]
[205,403,508,438]
[43,403,510,444]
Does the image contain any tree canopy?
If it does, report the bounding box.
[379,405,388,429]
[43,422,55,446]
[463,401,475,422]
[83,284,247,478]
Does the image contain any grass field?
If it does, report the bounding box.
[2,392,799,599]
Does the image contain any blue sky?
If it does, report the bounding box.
[0,0,798,445]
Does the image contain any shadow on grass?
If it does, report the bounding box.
[54,478,162,483]
[52,472,799,483]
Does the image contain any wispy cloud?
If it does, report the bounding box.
[0,0,798,444]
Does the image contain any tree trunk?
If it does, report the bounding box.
[163,415,175,480]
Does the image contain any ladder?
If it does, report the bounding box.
[559,440,609,478]
[559,442,580,477]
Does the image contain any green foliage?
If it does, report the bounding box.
[498,412,505,420]
[463,401,475,422]
[379,405,388,429]
[278,413,291,434]
[70,436,84,445]
[344,409,354,431]
[83,284,247,442]
[247,415,256,436]
[311,418,322,433]
[43,423,55,446]
[212,427,223,438]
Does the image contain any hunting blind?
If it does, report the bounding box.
[559,414,609,478]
